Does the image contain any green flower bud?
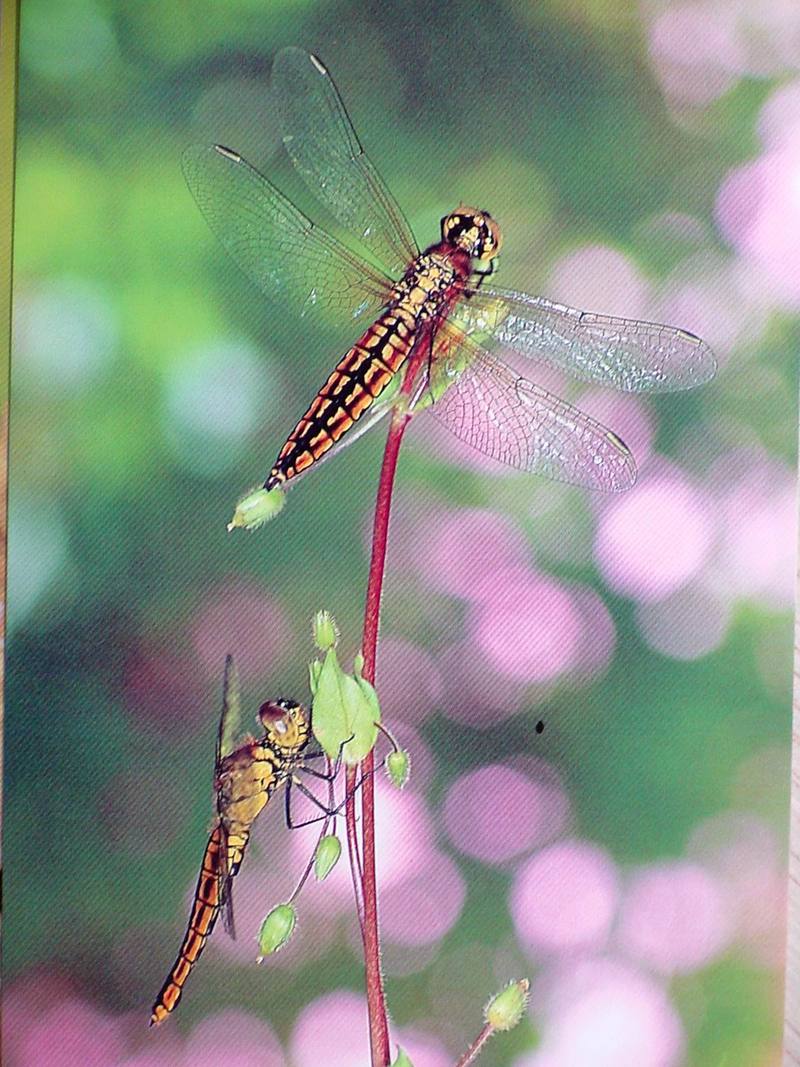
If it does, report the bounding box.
[484,979,530,1032]
[314,834,342,881]
[312,610,339,651]
[227,487,285,532]
[391,1049,415,1067]
[386,749,410,789]
[256,903,296,959]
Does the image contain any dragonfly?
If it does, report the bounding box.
[151,656,331,1025]
[182,47,716,495]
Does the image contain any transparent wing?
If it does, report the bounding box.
[426,324,637,492]
[182,144,392,326]
[218,826,237,940]
[272,47,419,277]
[450,286,717,393]
[215,656,243,940]
[216,654,245,775]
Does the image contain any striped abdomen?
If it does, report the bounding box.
[150,822,249,1025]
[265,308,417,489]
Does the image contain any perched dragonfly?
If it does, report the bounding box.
[183,48,716,494]
[151,656,315,1025]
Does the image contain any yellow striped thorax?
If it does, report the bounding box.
[390,253,458,322]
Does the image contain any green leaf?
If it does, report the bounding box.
[391,1049,415,1067]
[311,647,378,763]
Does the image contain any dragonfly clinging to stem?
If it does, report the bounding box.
[183,47,716,495]
[151,656,328,1025]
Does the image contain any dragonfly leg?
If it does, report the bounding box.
[283,758,386,830]
[284,776,337,829]
[470,258,498,293]
[297,734,354,781]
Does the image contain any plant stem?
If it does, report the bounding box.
[455,1022,495,1067]
[350,346,427,1067]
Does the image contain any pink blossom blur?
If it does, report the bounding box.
[192,578,292,681]
[548,245,650,320]
[594,466,715,603]
[183,1009,285,1066]
[519,957,685,1067]
[470,568,583,682]
[616,861,733,974]
[511,841,620,956]
[437,639,528,727]
[374,635,443,726]
[413,507,530,600]
[443,764,568,864]
[380,849,466,945]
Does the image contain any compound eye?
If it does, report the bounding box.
[259,701,291,735]
[259,701,284,723]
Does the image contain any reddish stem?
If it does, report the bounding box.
[349,345,427,1067]
[455,1022,495,1067]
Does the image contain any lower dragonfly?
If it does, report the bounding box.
[183,48,716,496]
[151,656,332,1025]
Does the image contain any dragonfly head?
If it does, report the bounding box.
[441,207,502,261]
[258,699,310,752]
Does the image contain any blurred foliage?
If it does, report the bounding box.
[7,1,794,1063]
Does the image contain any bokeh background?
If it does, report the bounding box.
[6,1,798,1064]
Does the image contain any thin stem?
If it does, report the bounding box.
[351,341,429,1067]
[345,762,365,932]
[455,1022,495,1067]
[288,758,337,906]
[288,812,331,905]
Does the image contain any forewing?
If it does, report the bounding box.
[217,654,244,764]
[427,325,637,492]
[451,286,717,393]
[215,659,242,938]
[271,47,419,277]
[219,834,237,941]
[182,144,392,325]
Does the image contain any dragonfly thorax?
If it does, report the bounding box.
[391,253,459,322]
[441,206,501,261]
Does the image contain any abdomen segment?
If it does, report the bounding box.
[265,310,416,489]
[150,822,248,1025]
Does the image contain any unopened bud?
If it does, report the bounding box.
[484,979,530,1032]
[312,610,339,651]
[256,903,296,959]
[314,834,342,881]
[386,749,410,789]
[227,487,285,532]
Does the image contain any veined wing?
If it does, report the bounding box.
[271,47,419,277]
[451,286,717,393]
[426,323,637,492]
[215,654,244,937]
[182,144,392,326]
